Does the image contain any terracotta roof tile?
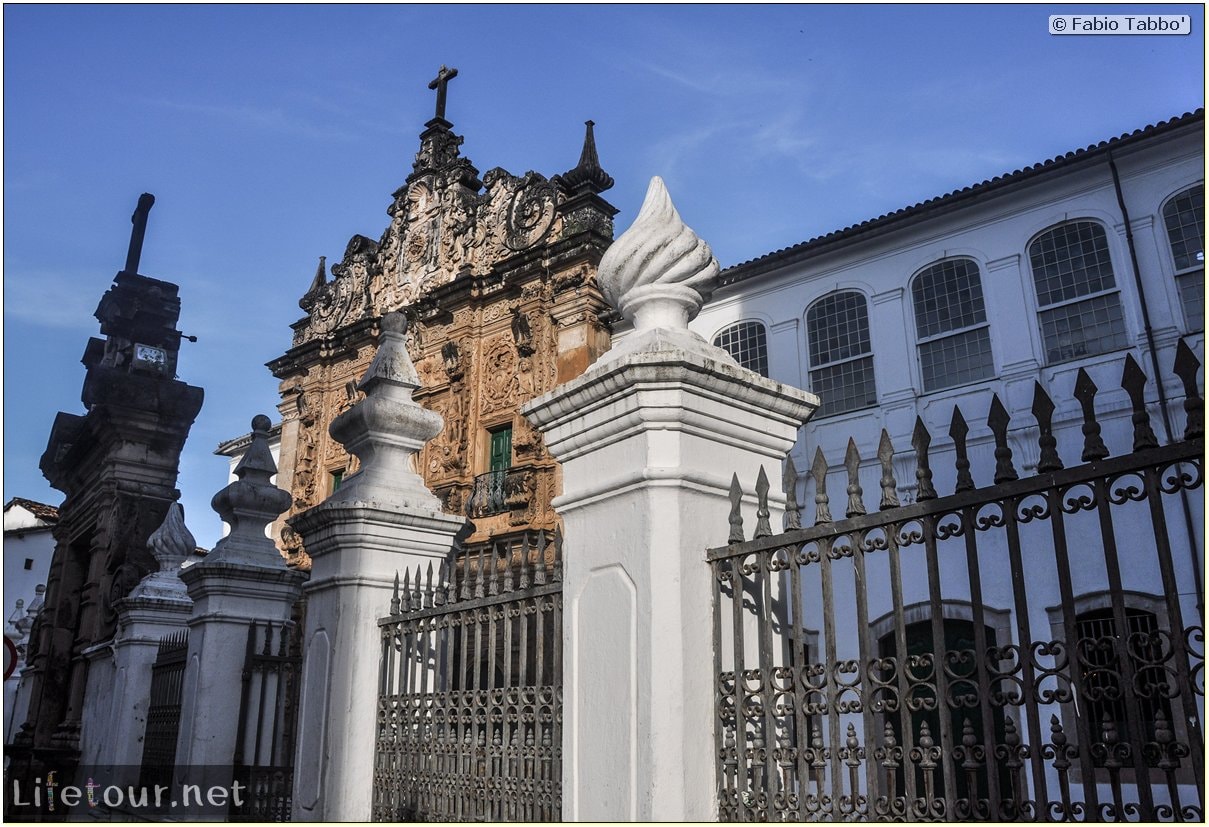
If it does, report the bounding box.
[4,497,61,522]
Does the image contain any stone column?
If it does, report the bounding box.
[290,312,467,822]
[525,178,818,821]
[76,503,195,787]
[174,416,305,795]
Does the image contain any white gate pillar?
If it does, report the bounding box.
[525,178,818,821]
[174,416,306,799]
[290,312,467,822]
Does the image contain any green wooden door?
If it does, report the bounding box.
[489,426,512,472]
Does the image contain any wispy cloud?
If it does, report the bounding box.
[5,270,105,331]
[141,97,360,143]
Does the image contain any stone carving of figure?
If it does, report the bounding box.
[442,341,464,381]
[515,356,537,400]
[446,391,465,448]
[511,308,534,356]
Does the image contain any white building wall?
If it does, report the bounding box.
[681,123,1203,546]
[3,505,57,623]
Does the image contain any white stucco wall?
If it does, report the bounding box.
[3,505,57,621]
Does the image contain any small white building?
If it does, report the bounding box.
[3,498,58,624]
[3,497,58,747]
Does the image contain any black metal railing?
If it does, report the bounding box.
[139,631,189,791]
[466,468,537,519]
[231,619,301,822]
[710,345,1204,822]
[468,469,508,516]
[373,531,563,822]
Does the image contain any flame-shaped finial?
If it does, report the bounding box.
[126,502,196,602]
[598,177,719,332]
[148,502,197,573]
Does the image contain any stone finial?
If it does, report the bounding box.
[5,600,24,638]
[597,176,719,332]
[206,415,292,568]
[326,311,444,510]
[16,586,44,639]
[358,312,421,391]
[27,585,45,617]
[127,502,195,601]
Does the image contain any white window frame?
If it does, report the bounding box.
[805,290,877,417]
[910,257,995,392]
[712,319,770,378]
[1161,183,1205,333]
[1028,220,1129,365]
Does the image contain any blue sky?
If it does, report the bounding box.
[4,4,1204,549]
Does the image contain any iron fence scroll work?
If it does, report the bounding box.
[710,345,1204,822]
[374,531,563,822]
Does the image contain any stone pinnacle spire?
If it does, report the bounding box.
[299,256,328,312]
[327,311,444,510]
[310,256,327,291]
[206,415,292,568]
[555,120,614,194]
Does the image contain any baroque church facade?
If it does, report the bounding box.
[266,68,617,568]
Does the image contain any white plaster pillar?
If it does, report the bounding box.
[524,178,818,821]
[289,312,467,822]
[174,417,305,795]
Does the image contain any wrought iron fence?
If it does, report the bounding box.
[231,619,302,822]
[373,531,563,822]
[139,630,188,791]
[710,346,1205,821]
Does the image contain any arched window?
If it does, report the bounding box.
[1028,221,1128,365]
[1162,184,1204,331]
[806,291,876,416]
[713,320,769,377]
[911,258,994,391]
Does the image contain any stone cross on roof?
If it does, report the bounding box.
[428,65,458,121]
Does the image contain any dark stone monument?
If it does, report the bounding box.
[8,194,204,773]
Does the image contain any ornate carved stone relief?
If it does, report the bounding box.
[479,334,518,416]
[295,154,572,343]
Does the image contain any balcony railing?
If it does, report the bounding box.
[467,468,535,518]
